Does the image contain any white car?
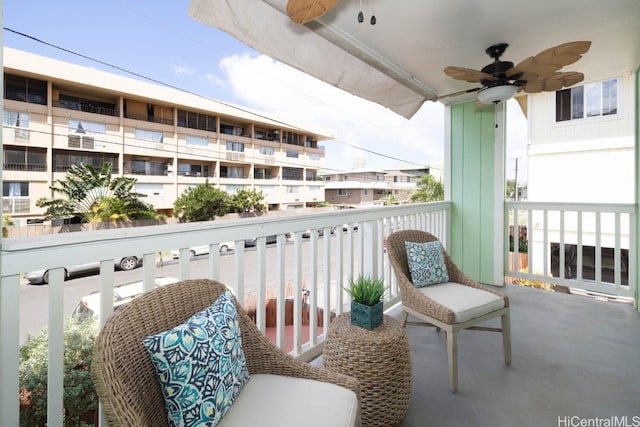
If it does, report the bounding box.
[24,255,142,285]
[170,241,235,259]
[72,276,180,319]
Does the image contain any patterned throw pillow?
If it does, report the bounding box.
[143,290,250,427]
[405,240,450,287]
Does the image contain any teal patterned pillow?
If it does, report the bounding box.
[405,240,450,287]
[143,290,249,427]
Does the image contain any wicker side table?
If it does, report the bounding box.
[324,313,412,427]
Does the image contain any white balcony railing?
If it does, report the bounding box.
[0,202,450,427]
[506,201,636,301]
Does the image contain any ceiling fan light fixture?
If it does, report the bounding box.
[477,85,517,104]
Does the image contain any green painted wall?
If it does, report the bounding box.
[450,102,497,284]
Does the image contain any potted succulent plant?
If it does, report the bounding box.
[345,275,386,330]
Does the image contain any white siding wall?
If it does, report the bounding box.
[527,73,635,203]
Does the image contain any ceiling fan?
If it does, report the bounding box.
[443,41,591,105]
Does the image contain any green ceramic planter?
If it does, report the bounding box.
[351,300,383,330]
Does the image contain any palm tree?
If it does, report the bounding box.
[36,162,160,223]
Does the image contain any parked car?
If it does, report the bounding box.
[72,276,180,319]
[244,233,291,247]
[170,241,235,259]
[302,227,337,238]
[24,255,143,285]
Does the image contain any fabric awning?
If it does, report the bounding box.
[188,0,432,119]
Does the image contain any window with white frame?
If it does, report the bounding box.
[338,189,348,196]
[3,110,30,128]
[3,181,29,197]
[135,128,164,143]
[286,186,298,193]
[556,78,618,122]
[185,135,208,146]
[68,119,106,149]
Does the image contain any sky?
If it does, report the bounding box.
[2,0,527,177]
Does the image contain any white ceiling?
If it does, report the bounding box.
[189,0,640,118]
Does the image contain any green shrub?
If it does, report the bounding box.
[19,316,99,426]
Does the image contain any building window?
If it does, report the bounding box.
[364,189,369,195]
[259,146,275,155]
[53,150,118,173]
[135,128,164,143]
[3,110,30,128]
[2,181,30,213]
[282,167,303,181]
[309,153,321,161]
[226,141,245,152]
[177,110,217,131]
[556,78,618,122]
[283,131,300,145]
[286,150,299,158]
[130,160,167,176]
[185,135,208,147]
[4,73,47,105]
[337,189,349,196]
[59,94,117,116]
[286,186,298,193]
[306,171,317,180]
[254,168,273,179]
[220,123,244,136]
[3,146,46,172]
[3,181,29,197]
[68,119,106,149]
[178,163,209,177]
[225,184,244,194]
[220,166,244,178]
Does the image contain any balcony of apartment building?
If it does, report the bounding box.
[1,200,638,426]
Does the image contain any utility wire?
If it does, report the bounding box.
[3,27,429,169]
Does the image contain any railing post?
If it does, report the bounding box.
[362,220,379,279]
[0,274,20,427]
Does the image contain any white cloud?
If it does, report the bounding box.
[218,53,445,171]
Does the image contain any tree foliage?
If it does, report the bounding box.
[173,180,230,222]
[230,188,266,212]
[35,162,159,223]
[19,317,99,426]
[2,214,14,238]
[410,174,444,203]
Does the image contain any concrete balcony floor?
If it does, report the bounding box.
[318,284,640,427]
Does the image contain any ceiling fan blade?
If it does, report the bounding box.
[444,66,496,83]
[521,71,585,93]
[508,41,591,80]
[287,0,338,24]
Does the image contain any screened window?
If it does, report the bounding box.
[3,146,46,171]
[556,78,618,122]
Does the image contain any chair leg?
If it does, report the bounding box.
[446,330,458,393]
[502,312,512,366]
[400,310,409,328]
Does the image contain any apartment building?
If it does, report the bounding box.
[321,166,435,206]
[2,48,328,226]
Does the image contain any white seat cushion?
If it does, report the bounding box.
[418,282,505,323]
[218,374,360,427]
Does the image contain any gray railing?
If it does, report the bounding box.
[0,202,450,426]
[505,201,636,302]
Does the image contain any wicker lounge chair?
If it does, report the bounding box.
[91,278,360,426]
[386,230,511,392]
